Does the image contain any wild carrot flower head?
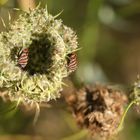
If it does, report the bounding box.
[0,6,78,105]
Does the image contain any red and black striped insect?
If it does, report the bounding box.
[67,53,77,72]
[18,48,29,68]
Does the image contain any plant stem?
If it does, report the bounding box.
[17,0,35,11]
[118,100,137,132]
[61,130,88,140]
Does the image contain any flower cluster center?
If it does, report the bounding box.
[26,36,52,75]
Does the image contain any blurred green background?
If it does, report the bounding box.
[0,0,140,140]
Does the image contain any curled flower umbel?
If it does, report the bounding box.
[66,85,127,139]
[129,76,140,113]
[130,76,140,103]
[0,6,78,105]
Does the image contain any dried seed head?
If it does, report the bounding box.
[0,7,78,105]
[66,85,127,139]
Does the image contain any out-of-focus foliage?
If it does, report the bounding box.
[0,0,140,140]
[0,0,8,5]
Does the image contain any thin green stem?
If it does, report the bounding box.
[118,100,137,132]
[61,130,88,140]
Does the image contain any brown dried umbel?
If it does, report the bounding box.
[66,85,127,139]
